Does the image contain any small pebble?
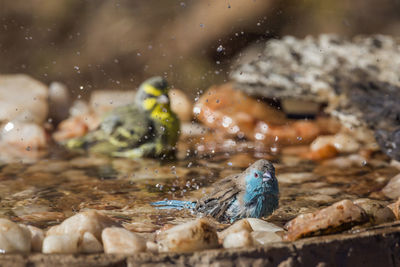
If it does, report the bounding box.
[46,210,119,241]
[382,173,400,200]
[42,234,79,254]
[353,198,396,224]
[102,227,146,254]
[284,200,367,241]
[251,231,283,245]
[218,219,253,242]
[0,219,31,253]
[80,232,103,253]
[157,218,219,253]
[223,230,254,249]
[20,225,44,252]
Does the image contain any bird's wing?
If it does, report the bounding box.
[196,174,243,221]
[99,105,151,147]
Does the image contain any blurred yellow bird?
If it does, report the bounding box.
[66,76,180,159]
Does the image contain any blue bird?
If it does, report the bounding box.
[152,159,279,223]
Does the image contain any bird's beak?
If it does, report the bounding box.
[262,172,272,182]
[157,94,169,104]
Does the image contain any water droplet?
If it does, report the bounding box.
[216,45,224,52]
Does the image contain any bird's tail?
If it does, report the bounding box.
[151,200,196,210]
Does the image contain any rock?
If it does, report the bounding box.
[157,218,219,253]
[42,234,79,254]
[246,218,284,232]
[80,232,103,253]
[69,100,91,117]
[146,241,158,253]
[223,230,254,249]
[193,84,287,139]
[353,198,396,224]
[310,133,360,153]
[284,200,367,241]
[169,89,193,122]
[254,120,321,145]
[0,74,48,124]
[1,122,47,149]
[53,113,100,142]
[102,227,146,254]
[218,219,253,242]
[0,219,31,253]
[231,35,400,160]
[387,198,400,220]
[302,144,338,161]
[382,173,400,199]
[46,210,119,241]
[20,225,44,252]
[48,82,71,123]
[251,231,283,245]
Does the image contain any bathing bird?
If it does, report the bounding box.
[66,76,180,159]
[152,159,279,223]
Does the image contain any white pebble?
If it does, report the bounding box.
[157,218,219,253]
[246,218,283,232]
[223,230,254,248]
[20,225,44,252]
[47,210,119,241]
[42,234,79,254]
[0,219,31,253]
[251,231,283,245]
[80,232,103,253]
[102,227,146,254]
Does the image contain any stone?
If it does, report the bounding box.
[21,225,44,252]
[102,227,146,254]
[46,210,119,241]
[251,231,283,245]
[382,173,400,199]
[302,144,338,161]
[157,218,219,253]
[0,74,48,124]
[310,133,360,153]
[284,200,368,241]
[1,122,47,149]
[353,198,396,224]
[169,89,193,122]
[387,198,400,220]
[48,82,71,123]
[218,219,253,242]
[42,234,79,254]
[193,84,288,141]
[223,230,254,249]
[52,113,99,142]
[80,232,103,253]
[246,218,284,232]
[231,35,400,160]
[0,219,31,253]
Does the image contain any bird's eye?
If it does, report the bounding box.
[254,173,259,178]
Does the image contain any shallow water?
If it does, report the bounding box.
[0,140,397,231]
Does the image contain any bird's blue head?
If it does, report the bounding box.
[243,159,279,201]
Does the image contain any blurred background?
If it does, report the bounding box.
[1,0,400,98]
